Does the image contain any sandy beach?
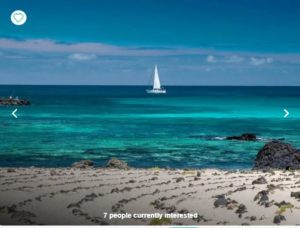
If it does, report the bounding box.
[1,167,300,225]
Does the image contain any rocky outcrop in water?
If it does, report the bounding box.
[0,98,30,106]
[226,133,257,141]
[254,141,300,170]
[106,158,130,170]
[72,160,94,169]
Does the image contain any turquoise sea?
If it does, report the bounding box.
[0,86,300,169]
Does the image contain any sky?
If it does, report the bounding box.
[1,0,300,85]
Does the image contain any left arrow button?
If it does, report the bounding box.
[12,109,18,118]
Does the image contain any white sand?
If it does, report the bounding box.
[1,168,300,225]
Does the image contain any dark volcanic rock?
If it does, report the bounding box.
[254,190,269,205]
[7,168,16,173]
[50,170,58,176]
[252,176,267,185]
[226,133,256,141]
[106,158,129,170]
[275,201,293,208]
[254,141,300,170]
[175,177,185,183]
[273,215,286,224]
[291,191,300,200]
[10,210,36,219]
[235,204,247,215]
[72,160,94,169]
[165,205,177,213]
[0,205,16,214]
[214,195,228,208]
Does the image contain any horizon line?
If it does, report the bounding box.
[1,84,300,87]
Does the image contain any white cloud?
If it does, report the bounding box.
[207,55,245,64]
[69,53,96,61]
[250,57,273,66]
[0,38,204,57]
[266,57,273,63]
[207,55,217,63]
[225,55,244,63]
[1,38,299,66]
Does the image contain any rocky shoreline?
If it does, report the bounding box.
[72,139,300,171]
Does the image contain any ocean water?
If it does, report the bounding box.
[1,85,300,169]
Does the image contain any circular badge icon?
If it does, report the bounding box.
[11,10,27,26]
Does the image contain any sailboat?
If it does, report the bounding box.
[146,65,166,94]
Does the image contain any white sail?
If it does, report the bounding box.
[146,65,166,94]
[153,65,161,89]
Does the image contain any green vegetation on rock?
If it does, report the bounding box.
[149,217,172,225]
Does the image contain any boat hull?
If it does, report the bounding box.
[146,89,166,94]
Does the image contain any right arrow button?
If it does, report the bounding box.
[284,109,289,118]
